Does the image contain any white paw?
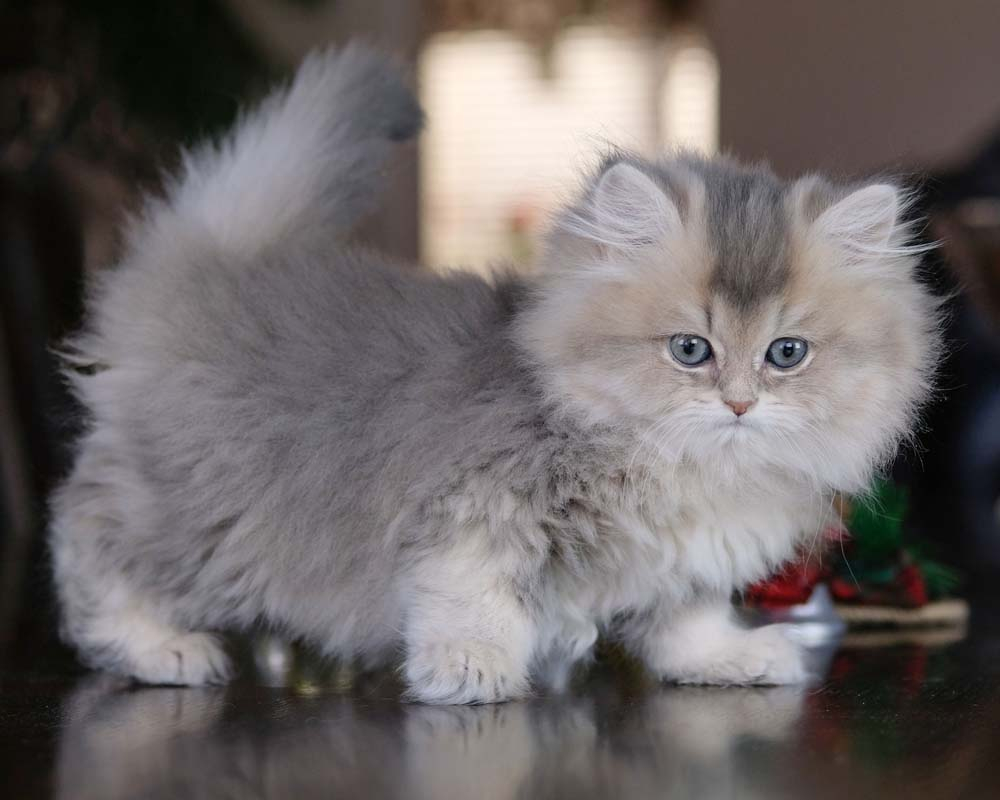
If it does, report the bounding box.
[667,624,808,686]
[130,633,233,686]
[404,640,529,704]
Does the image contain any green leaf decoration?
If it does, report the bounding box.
[846,478,962,600]
[848,478,908,562]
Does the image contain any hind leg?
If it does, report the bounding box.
[64,577,233,686]
[50,437,232,686]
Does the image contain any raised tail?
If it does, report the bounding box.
[136,43,422,258]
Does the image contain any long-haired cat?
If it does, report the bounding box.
[50,44,938,703]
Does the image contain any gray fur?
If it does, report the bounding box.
[50,45,937,702]
[697,158,791,309]
[583,153,791,308]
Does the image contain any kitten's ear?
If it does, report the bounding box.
[563,162,681,253]
[813,184,901,254]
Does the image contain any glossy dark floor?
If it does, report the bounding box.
[3,604,1000,800]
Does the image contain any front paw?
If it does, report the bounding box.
[663,624,808,686]
[404,640,529,705]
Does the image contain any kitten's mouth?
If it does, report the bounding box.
[721,417,756,437]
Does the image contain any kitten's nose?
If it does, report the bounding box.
[725,399,755,416]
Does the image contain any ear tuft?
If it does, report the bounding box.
[814,183,901,254]
[561,162,681,253]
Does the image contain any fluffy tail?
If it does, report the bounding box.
[137,43,422,258]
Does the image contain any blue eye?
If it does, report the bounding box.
[668,334,713,366]
[767,337,808,369]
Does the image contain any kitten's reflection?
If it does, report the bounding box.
[55,676,805,800]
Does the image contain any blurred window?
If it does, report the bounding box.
[419,24,718,272]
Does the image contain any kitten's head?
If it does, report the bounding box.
[516,153,939,492]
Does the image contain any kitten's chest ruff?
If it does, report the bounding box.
[560,481,812,619]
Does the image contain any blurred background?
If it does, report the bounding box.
[2,0,1000,663]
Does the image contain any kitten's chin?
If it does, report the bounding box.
[697,421,803,472]
[704,423,876,495]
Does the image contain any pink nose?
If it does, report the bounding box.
[725,399,754,416]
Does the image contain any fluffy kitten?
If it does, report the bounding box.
[50,44,938,703]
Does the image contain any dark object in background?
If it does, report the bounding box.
[0,0,270,661]
[0,171,84,512]
[0,169,84,656]
[897,130,1000,582]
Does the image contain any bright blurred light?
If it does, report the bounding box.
[419,25,719,272]
[660,30,719,154]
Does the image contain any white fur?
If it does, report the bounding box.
[640,604,807,685]
[815,183,900,252]
[403,533,536,704]
[559,162,682,254]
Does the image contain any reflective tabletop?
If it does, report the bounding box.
[3,609,999,799]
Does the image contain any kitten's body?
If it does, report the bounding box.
[51,46,936,702]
